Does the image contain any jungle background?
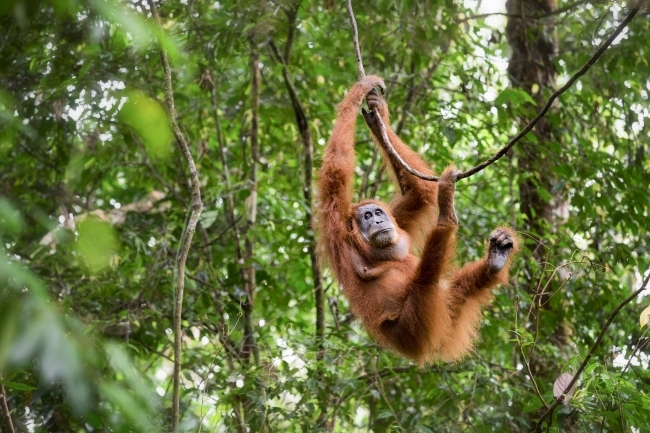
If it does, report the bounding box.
[1,0,650,431]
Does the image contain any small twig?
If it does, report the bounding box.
[0,376,16,433]
[534,269,650,431]
[210,84,244,261]
[544,405,557,433]
[197,313,243,433]
[147,0,203,430]
[372,357,402,428]
[241,35,261,366]
[595,328,650,431]
[348,0,645,182]
[513,295,548,409]
[515,333,549,409]
[619,332,650,377]
[198,215,243,248]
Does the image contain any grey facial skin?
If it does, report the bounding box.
[356,203,397,248]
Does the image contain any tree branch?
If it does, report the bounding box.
[0,376,15,433]
[348,0,646,182]
[458,0,646,181]
[269,30,325,359]
[147,1,204,430]
[534,269,650,431]
[241,35,261,366]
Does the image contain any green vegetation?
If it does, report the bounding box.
[1,0,649,431]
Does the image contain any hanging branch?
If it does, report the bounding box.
[534,270,650,431]
[346,0,647,182]
[147,1,203,430]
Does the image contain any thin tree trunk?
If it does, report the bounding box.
[148,0,204,430]
[506,0,561,245]
[271,5,325,362]
[241,36,261,366]
[506,0,569,429]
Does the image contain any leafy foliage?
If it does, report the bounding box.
[1,0,649,431]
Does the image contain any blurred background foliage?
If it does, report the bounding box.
[1,0,650,431]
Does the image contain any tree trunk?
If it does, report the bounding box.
[506,0,573,429]
[506,0,561,250]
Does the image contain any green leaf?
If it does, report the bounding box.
[442,125,457,145]
[494,88,537,107]
[200,209,219,229]
[99,382,158,431]
[376,410,393,420]
[118,90,173,160]
[74,217,119,273]
[0,380,37,391]
[0,197,22,235]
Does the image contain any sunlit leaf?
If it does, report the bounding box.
[640,305,650,328]
[74,217,119,273]
[494,88,537,107]
[119,90,173,160]
[200,209,219,228]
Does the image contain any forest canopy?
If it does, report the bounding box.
[1,0,650,431]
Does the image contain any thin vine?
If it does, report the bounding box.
[346,0,647,181]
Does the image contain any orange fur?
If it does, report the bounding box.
[315,76,519,365]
